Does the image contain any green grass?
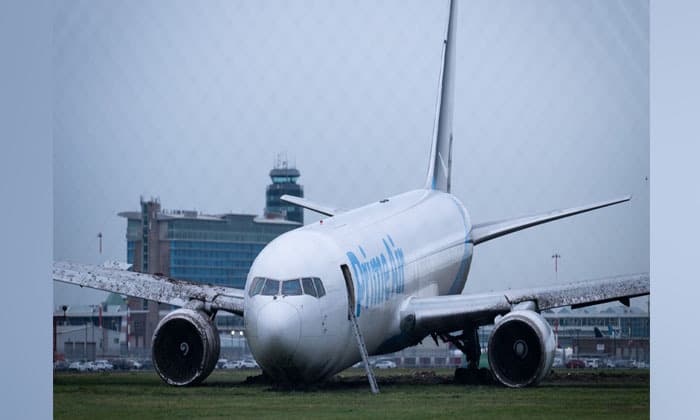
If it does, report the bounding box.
[54,369,649,419]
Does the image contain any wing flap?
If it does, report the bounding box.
[470,196,631,245]
[400,273,649,336]
[54,261,245,315]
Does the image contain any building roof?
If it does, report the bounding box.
[548,305,648,318]
[119,209,299,226]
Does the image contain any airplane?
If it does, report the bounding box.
[53,0,649,392]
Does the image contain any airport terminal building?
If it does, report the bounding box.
[112,163,303,351]
[119,202,298,289]
[119,163,304,289]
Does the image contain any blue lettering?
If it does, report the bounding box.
[345,235,405,318]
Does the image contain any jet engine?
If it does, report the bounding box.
[487,310,555,387]
[152,308,220,386]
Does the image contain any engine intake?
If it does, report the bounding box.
[487,310,555,387]
[152,308,220,386]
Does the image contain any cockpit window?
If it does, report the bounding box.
[282,279,302,296]
[249,277,265,297]
[250,277,325,298]
[261,279,280,296]
[301,277,318,297]
[313,277,326,297]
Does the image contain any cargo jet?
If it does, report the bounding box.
[54,0,649,391]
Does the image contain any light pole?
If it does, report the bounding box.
[552,253,562,282]
[84,322,88,360]
[91,306,96,356]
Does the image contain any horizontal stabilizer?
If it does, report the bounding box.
[280,194,337,217]
[470,196,631,245]
[53,261,245,315]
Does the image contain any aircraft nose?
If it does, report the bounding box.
[255,301,301,363]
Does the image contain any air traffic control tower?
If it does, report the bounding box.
[264,160,304,224]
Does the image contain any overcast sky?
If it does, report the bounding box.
[53,0,649,307]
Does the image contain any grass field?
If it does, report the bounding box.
[54,368,649,419]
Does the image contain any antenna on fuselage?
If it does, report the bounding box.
[424,0,457,193]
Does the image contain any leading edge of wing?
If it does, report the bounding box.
[401,273,649,335]
[469,195,631,245]
[280,194,337,217]
[53,261,245,316]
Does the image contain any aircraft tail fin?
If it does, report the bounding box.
[424,0,457,192]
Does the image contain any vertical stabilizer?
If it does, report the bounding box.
[425,0,457,192]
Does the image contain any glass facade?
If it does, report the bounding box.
[545,312,649,338]
[620,317,650,338]
[122,202,300,289]
[126,240,135,264]
[169,241,266,287]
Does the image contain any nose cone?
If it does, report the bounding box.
[250,301,301,371]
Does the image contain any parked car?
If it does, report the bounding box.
[110,359,129,371]
[111,359,143,370]
[92,360,114,371]
[68,361,88,372]
[632,360,649,369]
[54,361,70,371]
[374,360,397,369]
[222,360,242,369]
[614,359,635,369]
[239,359,259,369]
[566,359,585,369]
[584,359,600,369]
[139,359,153,370]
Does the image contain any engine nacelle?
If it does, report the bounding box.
[487,310,555,387]
[152,308,220,386]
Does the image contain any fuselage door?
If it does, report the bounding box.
[340,264,355,319]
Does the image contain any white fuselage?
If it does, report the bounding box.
[244,189,473,383]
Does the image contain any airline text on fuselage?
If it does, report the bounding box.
[346,235,405,317]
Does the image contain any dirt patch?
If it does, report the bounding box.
[243,368,649,390]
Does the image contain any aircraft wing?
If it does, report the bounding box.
[469,196,631,245]
[400,273,649,336]
[280,194,337,217]
[53,261,245,316]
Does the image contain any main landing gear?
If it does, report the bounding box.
[436,327,494,385]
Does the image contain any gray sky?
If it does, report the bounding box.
[54,0,649,307]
